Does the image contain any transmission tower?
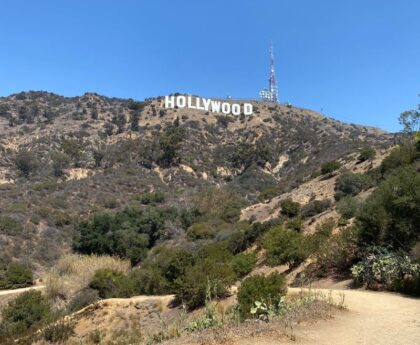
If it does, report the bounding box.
[259,42,279,103]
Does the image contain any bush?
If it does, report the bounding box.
[14,150,38,177]
[174,244,235,309]
[89,269,133,299]
[334,172,371,200]
[314,226,359,276]
[237,273,287,319]
[186,222,216,240]
[194,188,244,224]
[50,151,71,177]
[320,160,341,175]
[73,207,168,264]
[0,290,51,337]
[300,199,331,218]
[1,263,33,289]
[0,216,23,236]
[380,142,417,176]
[351,249,420,295]
[263,226,309,267]
[67,288,100,313]
[42,319,74,343]
[279,199,301,218]
[358,146,376,162]
[285,217,303,232]
[128,265,169,295]
[44,254,130,303]
[259,187,279,201]
[336,196,360,219]
[151,247,194,287]
[232,253,257,278]
[357,166,420,250]
[138,192,164,205]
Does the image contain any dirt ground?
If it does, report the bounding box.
[234,288,420,345]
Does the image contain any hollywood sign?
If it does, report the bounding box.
[164,96,253,116]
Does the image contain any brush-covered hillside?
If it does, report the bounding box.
[1,91,419,345]
[0,91,395,270]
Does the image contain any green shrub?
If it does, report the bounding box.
[175,244,235,309]
[263,226,308,267]
[151,247,194,287]
[357,165,420,250]
[279,199,301,218]
[232,253,257,278]
[0,290,51,337]
[128,265,169,295]
[186,222,216,240]
[336,196,360,219]
[285,217,303,232]
[67,288,100,313]
[314,226,359,276]
[334,172,371,200]
[237,273,287,319]
[0,216,23,236]
[138,192,164,205]
[4,263,33,289]
[89,269,133,299]
[74,207,169,264]
[351,249,420,295]
[358,146,376,162]
[320,160,341,175]
[259,187,279,201]
[380,142,417,176]
[300,199,331,218]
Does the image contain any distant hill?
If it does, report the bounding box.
[0,91,395,270]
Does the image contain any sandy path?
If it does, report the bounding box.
[0,285,45,297]
[239,288,420,345]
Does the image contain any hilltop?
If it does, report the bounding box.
[0,91,395,270]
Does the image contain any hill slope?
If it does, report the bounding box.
[0,91,394,270]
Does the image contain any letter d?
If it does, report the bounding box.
[243,103,253,115]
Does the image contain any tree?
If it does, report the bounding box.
[158,123,184,167]
[399,101,419,134]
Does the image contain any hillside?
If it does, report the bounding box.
[0,91,394,271]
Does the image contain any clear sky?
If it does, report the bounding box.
[1,1,419,132]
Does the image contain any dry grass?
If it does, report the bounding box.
[44,254,130,307]
[154,289,346,345]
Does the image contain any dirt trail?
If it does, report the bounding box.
[239,288,420,345]
[0,285,45,297]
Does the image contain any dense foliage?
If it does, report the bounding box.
[0,291,51,338]
[0,262,33,289]
[237,273,287,319]
[73,207,170,264]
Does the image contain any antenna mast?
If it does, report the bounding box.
[259,41,279,103]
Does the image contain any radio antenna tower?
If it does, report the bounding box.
[259,41,279,103]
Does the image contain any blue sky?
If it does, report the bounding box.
[0,1,419,132]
